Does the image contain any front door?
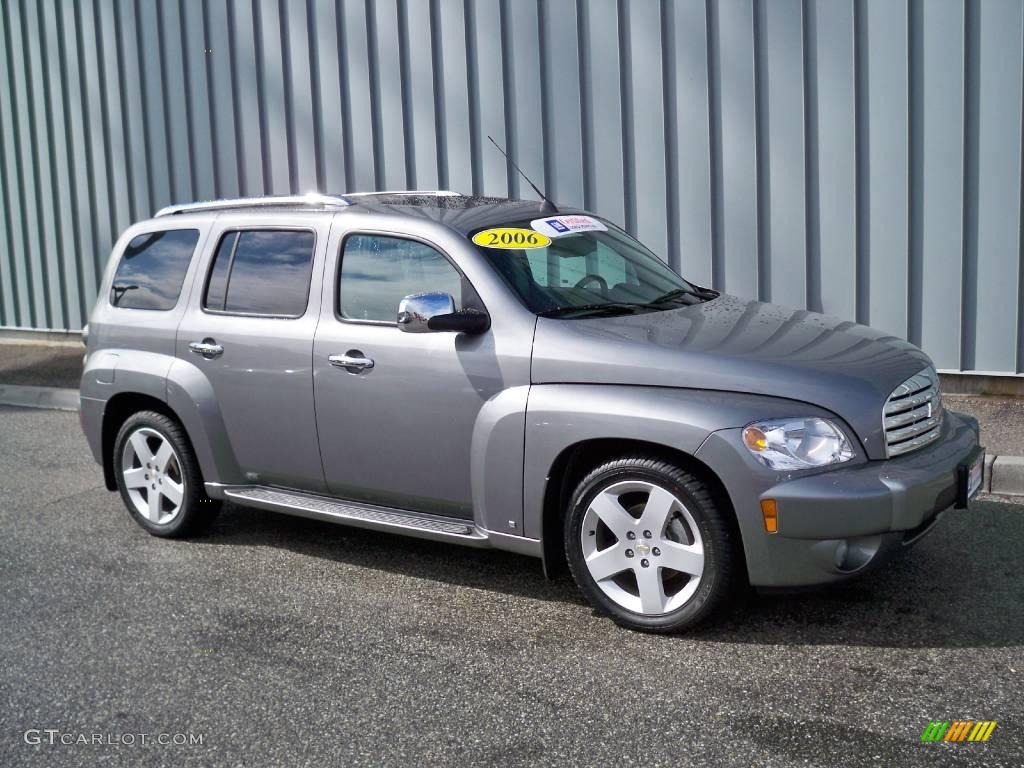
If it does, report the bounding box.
[312,230,507,518]
[175,215,330,492]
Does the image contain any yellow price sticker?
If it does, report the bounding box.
[471,228,551,250]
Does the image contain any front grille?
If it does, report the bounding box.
[883,366,943,457]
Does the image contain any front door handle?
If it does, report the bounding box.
[189,339,224,359]
[328,351,375,373]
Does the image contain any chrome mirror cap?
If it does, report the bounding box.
[397,292,457,333]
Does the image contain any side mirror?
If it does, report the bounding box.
[427,308,490,335]
[397,292,489,335]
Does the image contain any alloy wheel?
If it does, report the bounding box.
[120,427,186,525]
[580,480,705,615]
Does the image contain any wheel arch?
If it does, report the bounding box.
[101,393,186,491]
[539,437,745,582]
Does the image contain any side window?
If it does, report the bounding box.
[203,229,315,317]
[110,229,199,310]
[338,235,464,323]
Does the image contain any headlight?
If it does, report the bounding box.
[742,417,855,470]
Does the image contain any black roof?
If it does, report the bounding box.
[341,193,583,235]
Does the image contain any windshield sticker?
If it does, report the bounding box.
[530,215,608,238]
[471,228,551,250]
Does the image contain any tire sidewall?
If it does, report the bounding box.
[565,461,727,632]
[113,412,197,537]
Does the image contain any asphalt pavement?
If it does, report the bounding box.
[1,405,1022,767]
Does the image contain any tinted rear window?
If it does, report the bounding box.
[203,230,315,317]
[110,229,199,310]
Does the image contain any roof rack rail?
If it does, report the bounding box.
[343,190,463,198]
[154,193,351,217]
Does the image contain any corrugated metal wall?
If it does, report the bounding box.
[1,0,1023,374]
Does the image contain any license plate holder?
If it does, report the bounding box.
[956,447,985,509]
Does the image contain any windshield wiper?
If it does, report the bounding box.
[537,302,648,318]
[537,287,719,318]
[647,286,717,306]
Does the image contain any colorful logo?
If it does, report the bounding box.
[546,218,570,233]
[920,720,997,743]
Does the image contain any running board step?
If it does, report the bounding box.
[221,486,489,546]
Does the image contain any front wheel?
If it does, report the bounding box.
[113,411,219,538]
[565,456,737,633]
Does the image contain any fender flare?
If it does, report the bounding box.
[522,384,836,569]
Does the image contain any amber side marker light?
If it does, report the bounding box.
[761,499,778,533]
[743,425,768,453]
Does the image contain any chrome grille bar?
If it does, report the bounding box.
[885,397,941,429]
[884,383,939,417]
[883,366,943,457]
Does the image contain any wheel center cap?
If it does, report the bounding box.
[635,541,651,556]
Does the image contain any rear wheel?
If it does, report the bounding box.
[113,411,219,537]
[565,456,737,632]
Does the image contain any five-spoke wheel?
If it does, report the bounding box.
[113,410,219,537]
[581,480,705,615]
[566,456,736,632]
[121,427,186,525]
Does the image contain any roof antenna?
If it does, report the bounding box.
[487,135,558,216]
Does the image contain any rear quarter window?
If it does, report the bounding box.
[110,229,200,310]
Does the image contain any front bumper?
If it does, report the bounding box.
[695,410,981,587]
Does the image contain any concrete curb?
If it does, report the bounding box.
[0,384,79,412]
[988,455,1024,497]
[2,383,1024,497]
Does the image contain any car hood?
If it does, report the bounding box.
[531,294,933,459]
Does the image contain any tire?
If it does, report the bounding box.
[564,456,737,633]
[113,410,220,538]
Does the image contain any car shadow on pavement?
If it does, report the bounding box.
[197,500,1023,648]
[199,502,585,607]
[693,501,1024,649]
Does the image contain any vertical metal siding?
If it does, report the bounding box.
[0,0,1023,375]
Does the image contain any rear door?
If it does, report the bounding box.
[175,213,331,491]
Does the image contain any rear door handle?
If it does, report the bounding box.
[189,339,224,359]
[328,351,374,373]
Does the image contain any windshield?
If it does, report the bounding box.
[470,216,716,317]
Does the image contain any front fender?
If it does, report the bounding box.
[522,384,835,540]
[469,385,530,535]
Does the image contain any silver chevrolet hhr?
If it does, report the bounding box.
[80,191,984,632]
